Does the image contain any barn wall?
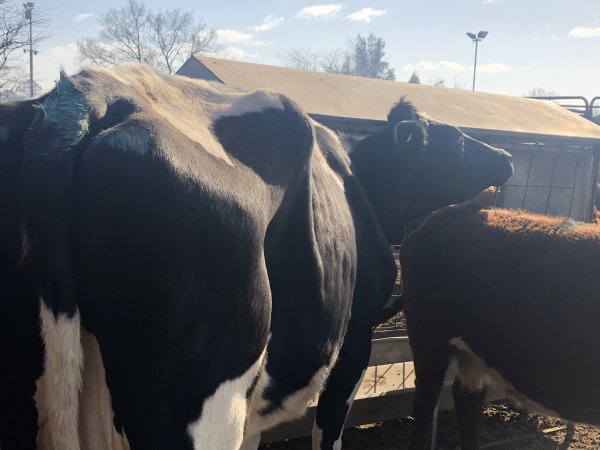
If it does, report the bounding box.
[177,58,222,83]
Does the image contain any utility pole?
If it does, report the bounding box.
[23,2,36,98]
[466,31,488,91]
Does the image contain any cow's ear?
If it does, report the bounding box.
[387,97,419,123]
[392,121,426,155]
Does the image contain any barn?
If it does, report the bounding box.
[176,56,600,442]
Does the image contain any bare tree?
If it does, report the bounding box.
[0,0,49,97]
[526,87,559,97]
[78,0,219,73]
[151,9,218,74]
[431,77,445,88]
[278,47,322,72]
[320,49,353,75]
[452,77,467,89]
[278,33,395,80]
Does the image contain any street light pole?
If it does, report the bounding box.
[23,2,35,98]
[472,38,479,91]
[466,30,488,91]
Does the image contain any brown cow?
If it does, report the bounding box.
[400,203,600,450]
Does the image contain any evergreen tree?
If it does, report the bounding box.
[408,71,421,84]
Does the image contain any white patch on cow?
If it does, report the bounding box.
[450,337,562,418]
[0,126,9,143]
[78,330,130,450]
[246,365,331,437]
[214,89,285,119]
[332,436,343,450]
[36,300,84,450]
[187,346,267,450]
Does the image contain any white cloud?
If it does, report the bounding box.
[74,12,94,23]
[298,4,342,20]
[347,7,386,23]
[251,14,284,32]
[73,13,94,22]
[215,28,273,48]
[482,0,499,4]
[477,63,511,74]
[245,40,272,47]
[402,60,511,75]
[403,61,469,72]
[216,29,254,44]
[214,47,258,60]
[569,26,600,38]
[34,44,82,91]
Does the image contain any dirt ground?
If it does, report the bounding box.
[259,401,600,449]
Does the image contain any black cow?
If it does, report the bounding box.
[401,203,600,450]
[2,64,512,449]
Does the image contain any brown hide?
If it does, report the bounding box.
[401,204,600,449]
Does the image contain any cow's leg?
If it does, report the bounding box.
[452,380,487,450]
[0,369,40,450]
[36,301,83,450]
[0,284,43,450]
[408,340,449,450]
[0,387,39,450]
[312,327,371,450]
[78,330,130,450]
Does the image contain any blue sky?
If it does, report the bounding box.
[27,0,600,99]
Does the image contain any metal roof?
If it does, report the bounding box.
[177,56,600,144]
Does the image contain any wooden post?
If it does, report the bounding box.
[588,144,600,222]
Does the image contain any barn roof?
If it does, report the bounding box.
[177,56,600,145]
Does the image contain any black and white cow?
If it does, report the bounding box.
[401,203,600,450]
[0,97,47,450]
[2,64,512,449]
